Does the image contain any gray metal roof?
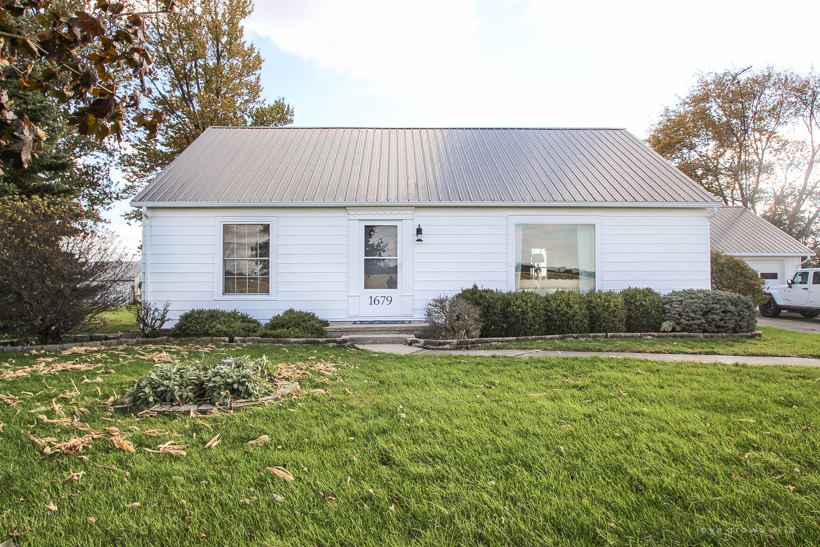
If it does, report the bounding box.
[710,206,811,256]
[131,127,720,206]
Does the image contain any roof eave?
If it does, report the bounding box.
[131,200,722,209]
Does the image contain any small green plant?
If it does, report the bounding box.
[620,287,664,332]
[544,291,589,335]
[128,301,170,338]
[260,309,329,338]
[201,357,271,404]
[424,295,483,339]
[663,289,757,333]
[585,290,626,333]
[125,356,271,409]
[125,363,203,408]
[170,309,261,339]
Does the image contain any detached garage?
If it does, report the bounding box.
[709,206,812,288]
[131,127,721,326]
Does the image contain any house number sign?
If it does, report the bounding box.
[368,296,393,305]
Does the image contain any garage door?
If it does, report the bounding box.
[743,259,783,288]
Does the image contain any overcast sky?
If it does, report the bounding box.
[106,0,818,254]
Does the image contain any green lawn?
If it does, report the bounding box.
[91,307,139,334]
[1,344,818,546]
[482,326,820,359]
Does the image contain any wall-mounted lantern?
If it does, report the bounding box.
[415,224,423,242]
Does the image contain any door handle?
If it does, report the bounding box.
[802,287,809,290]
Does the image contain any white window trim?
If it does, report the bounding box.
[507,215,602,292]
[213,217,277,301]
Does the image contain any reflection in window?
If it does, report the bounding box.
[514,224,595,294]
[793,272,809,285]
[364,225,398,290]
[224,224,270,294]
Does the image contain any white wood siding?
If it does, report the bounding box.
[142,206,711,325]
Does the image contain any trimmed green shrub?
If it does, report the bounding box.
[170,309,261,339]
[585,290,626,333]
[620,287,664,332]
[662,289,757,333]
[125,356,271,409]
[502,291,548,337]
[260,309,329,338]
[458,285,507,338]
[544,291,589,335]
[424,295,483,339]
[711,251,768,305]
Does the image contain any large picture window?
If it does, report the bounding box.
[514,224,595,294]
[223,224,270,294]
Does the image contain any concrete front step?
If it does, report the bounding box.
[325,321,429,339]
[341,334,418,345]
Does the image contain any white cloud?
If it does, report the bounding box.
[246,0,542,126]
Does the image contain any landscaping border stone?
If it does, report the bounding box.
[0,334,353,354]
[411,331,763,349]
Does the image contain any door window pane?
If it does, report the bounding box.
[364,225,399,290]
[514,224,596,294]
[223,224,270,294]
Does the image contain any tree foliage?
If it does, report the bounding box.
[120,0,293,200]
[649,67,820,249]
[0,197,130,342]
[0,73,122,217]
[710,251,768,305]
[0,0,172,172]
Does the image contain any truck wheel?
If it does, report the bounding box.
[759,297,781,318]
[799,311,820,318]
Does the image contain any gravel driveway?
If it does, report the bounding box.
[757,312,820,334]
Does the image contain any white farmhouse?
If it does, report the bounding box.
[131,127,722,325]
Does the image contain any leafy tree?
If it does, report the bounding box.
[648,66,795,211]
[760,70,820,248]
[0,197,130,342]
[0,1,172,171]
[120,0,293,203]
[650,67,820,249]
[710,251,768,305]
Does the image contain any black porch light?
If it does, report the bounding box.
[415,224,423,242]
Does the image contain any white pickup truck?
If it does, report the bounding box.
[759,268,820,318]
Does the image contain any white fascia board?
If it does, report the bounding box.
[130,200,722,209]
[724,252,811,258]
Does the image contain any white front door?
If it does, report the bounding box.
[359,222,403,316]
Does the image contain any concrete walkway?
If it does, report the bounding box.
[355,344,820,367]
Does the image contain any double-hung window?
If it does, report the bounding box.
[223,224,270,294]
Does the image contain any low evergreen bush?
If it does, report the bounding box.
[585,290,626,333]
[711,251,769,305]
[501,291,547,337]
[170,309,261,339]
[620,287,664,332]
[260,309,329,338]
[458,285,507,337]
[544,291,589,335]
[662,289,757,333]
